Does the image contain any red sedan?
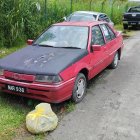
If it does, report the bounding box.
[0,21,124,103]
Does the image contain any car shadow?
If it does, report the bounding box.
[0,91,39,109]
[0,90,72,117]
[87,68,111,88]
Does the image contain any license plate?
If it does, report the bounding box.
[131,22,136,25]
[123,21,128,24]
[6,84,26,93]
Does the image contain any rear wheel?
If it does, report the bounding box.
[123,24,128,30]
[72,73,87,103]
[109,51,119,69]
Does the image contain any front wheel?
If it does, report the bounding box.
[72,73,87,103]
[109,51,119,69]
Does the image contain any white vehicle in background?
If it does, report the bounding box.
[64,11,114,27]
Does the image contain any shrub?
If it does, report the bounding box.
[0,0,137,48]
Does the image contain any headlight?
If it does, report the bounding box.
[35,75,62,83]
[0,69,4,76]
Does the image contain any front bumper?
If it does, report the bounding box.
[123,20,140,26]
[0,76,75,103]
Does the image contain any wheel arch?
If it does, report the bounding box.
[118,48,121,60]
[79,68,89,81]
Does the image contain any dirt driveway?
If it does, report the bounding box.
[47,31,140,140]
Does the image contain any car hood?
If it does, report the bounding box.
[0,46,88,75]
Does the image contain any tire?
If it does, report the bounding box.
[132,25,137,29]
[109,51,119,69]
[123,24,128,30]
[72,73,87,103]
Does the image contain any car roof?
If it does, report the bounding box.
[72,11,105,16]
[54,21,106,27]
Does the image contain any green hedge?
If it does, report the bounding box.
[0,0,136,48]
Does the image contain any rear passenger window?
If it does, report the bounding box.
[106,25,116,39]
[98,14,105,21]
[99,14,109,22]
[100,24,112,42]
[91,26,105,46]
[104,17,110,22]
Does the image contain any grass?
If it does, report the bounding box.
[114,24,135,38]
[0,93,28,140]
[0,91,47,140]
[0,45,26,139]
[114,24,124,31]
[64,101,76,113]
[0,45,48,139]
[0,92,76,140]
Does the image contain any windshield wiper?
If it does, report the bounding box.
[58,46,81,49]
[38,44,53,47]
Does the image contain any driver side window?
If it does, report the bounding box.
[91,26,105,46]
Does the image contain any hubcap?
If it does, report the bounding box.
[114,53,118,67]
[76,78,85,99]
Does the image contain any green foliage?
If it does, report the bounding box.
[0,0,136,48]
[0,0,70,48]
[0,93,28,139]
[65,101,75,113]
[0,0,39,47]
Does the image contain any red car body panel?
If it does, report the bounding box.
[0,72,75,103]
[0,21,124,103]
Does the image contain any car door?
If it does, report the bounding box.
[89,25,108,79]
[100,24,117,66]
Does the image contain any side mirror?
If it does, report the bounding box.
[92,45,102,51]
[27,39,33,45]
[63,17,67,21]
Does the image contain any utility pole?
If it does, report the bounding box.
[89,0,92,10]
[110,0,115,20]
[70,0,73,13]
[45,0,47,20]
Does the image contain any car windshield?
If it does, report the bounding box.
[67,13,96,22]
[128,7,140,13]
[34,25,89,49]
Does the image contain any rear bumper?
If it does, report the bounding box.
[0,77,75,103]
